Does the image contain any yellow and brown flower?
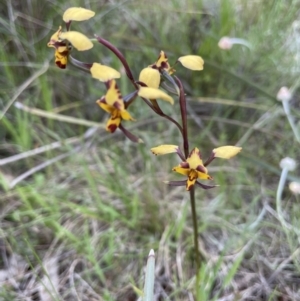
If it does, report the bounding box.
[47,7,95,68]
[97,80,134,133]
[151,144,242,191]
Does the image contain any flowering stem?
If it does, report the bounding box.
[174,76,201,297]
[175,76,189,157]
[190,186,201,298]
[94,35,138,89]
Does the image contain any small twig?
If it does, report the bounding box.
[0,127,98,166]
[0,137,79,166]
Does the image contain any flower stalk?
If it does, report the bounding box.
[190,186,201,294]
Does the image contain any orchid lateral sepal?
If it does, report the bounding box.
[195,182,218,190]
[123,90,138,108]
[97,79,135,134]
[69,55,93,72]
[119,124,143,143]
[161,70,180,95]
[160,81,180,96]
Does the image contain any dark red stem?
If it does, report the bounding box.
[94,35,138,89]
[174,76,189,158]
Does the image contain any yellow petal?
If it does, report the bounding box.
[106,116,121,133]
[139,68,160,88]
[138,87,174,105]
[178,55,204,71]
[213,146,242,159]
[186,148,204,170]
[155,51,169,69]
[186,170,198,190]
[120,109,134,121]
[97,100,114,114]
[47,26,62,47]
[54,50,68,69]
[59,31,93,51]
[151,145,179,155]
[90,63,121,82]
[63,7,95,22]
[186,177,197,191]
[105,80,124,108]
[173,166,190,176]
[196,171,212,180]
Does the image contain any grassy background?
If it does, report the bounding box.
[1,0,300,300]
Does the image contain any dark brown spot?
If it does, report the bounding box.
[180,162,189,168]
[55,61,66,69]
[108,124,117,133]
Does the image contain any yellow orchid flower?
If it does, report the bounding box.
[47,7,95,68]
[138,51,204,90]
[151,145,242,191]
[151,51,175,74]
[97,80,134,133]
[172,148,212,191]
[47,26,70,69]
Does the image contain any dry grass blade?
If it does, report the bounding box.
[14,102,105,128]
[39,257,60,301]
[0,60,49,120]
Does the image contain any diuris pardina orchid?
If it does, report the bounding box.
[47,8,243,296]
[151,145,242,191]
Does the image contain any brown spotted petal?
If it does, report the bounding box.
[186,148,205,170]
[151,50,171,72]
